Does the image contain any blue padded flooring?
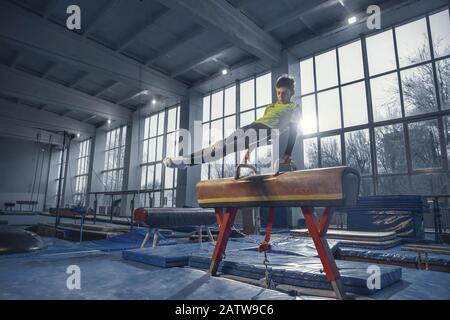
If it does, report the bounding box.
[0,249,293,300]
[122,236,340,268]
[188,250,402,295]
[0,228,176,262]
[231,235,340,257]
[337,245,450,268]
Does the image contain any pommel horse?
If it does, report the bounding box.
[196,165,360,299]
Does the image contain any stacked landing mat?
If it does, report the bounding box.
[188,251,402,295]
[346,195,426,238]
[337,244,450,272]
[291,229,402,249]
[123,242,257,268]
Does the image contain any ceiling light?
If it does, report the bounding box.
[107,119,111,125]
[76,133,80,138]
[152,99,157,105]
[348,16,357,24]
[222,69,228,75]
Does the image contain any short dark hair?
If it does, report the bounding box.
[276,74,295,91]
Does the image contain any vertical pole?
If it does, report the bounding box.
[130,193,135,231]
[55,132,66,228]
[93,193,98,224]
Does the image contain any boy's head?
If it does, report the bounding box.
[275,74,295,104]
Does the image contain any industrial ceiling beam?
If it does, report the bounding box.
[115,7,171,52]
[263,0,334,32]
[0,65,131,122]
[157,0,281,66]
[0,1,188,100]
[0,98,95,137]
[170,44,232,77]
[83,0,121,38]
[145,27,206,66]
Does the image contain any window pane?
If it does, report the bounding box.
[303,138,318,169]
[256,73,272,107]
[317,89,341,132]
[210,160,223,179]
[167,108,177,132]
[165,132,176,158]
[211,90,224,120]
[240,110,255,127]
[338,40,364,84]
[165,167,174,189]
[202,123,210,148]
[164,190,175,208]
[408,120,441,169]
[154,163,162,189]
[148,138,156,162]
[142,139,148,163]
[142,117,149,139]
[401,64,437,116]
[201,164,209,181]
[146,165,154,189]
[320,135,341,167]
[366,30,397,76]
[300,95,317,134]
[315,49,338,91]
[370,73,402,122]
[430,9,450,58]
[156,136,164,160]
[345,129,371,175]
[203,95,210,122]
[210,119,223,146]
[360,178,374,196]
[411,174,447,195]
[121,126,127,146]
[341,81,368,127]
[240,79,255,111]
[396,18,431,68]
[149,115,157,137]
[223,153,236,178]
[300,58,315,95]
[437,58,450,110]
[224,116,236,137]
[224,86,236,116]
[375,124,407,174]
[157,112,165,135]
[377,176,410,195]
[140,166,147,189]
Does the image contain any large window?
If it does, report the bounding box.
[298,8,450,196]
[141,105,180,207]
[201,73,273,180]
[74,139,91,206]
[103,126,127,191]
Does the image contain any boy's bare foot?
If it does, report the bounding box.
[162,156,190,169]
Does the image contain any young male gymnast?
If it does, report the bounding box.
[163,74,300,170]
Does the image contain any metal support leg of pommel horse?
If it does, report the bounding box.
[301,206,347,300]
[208,205,347,300]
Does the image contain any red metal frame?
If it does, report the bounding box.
[209,205,347,299]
